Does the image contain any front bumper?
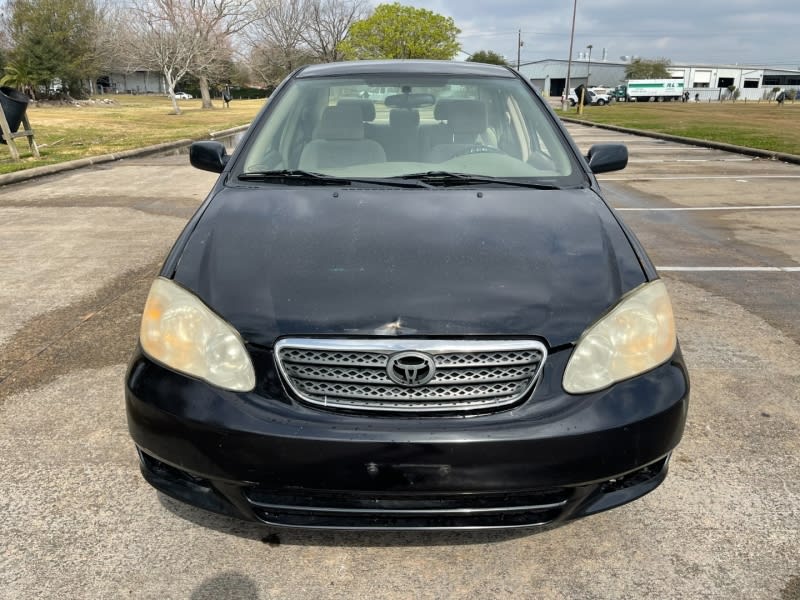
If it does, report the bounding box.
[126,347,689,530]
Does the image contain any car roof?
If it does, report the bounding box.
[296,60,516,79]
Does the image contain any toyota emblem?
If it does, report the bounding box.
[386,351,436,386]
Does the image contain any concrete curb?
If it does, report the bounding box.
[0,124,250,187]
[209,124,249,139]
[561,117,800,165]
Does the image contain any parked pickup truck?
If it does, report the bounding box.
[568,88,612,106]
[587,89,612,105]
[626,79,684,102]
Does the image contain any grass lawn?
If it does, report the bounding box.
[560,101,800,156]
[0,94,266,175]
[4,94,799,175]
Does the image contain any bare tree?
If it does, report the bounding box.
[247,0,311,80]
[130,0,215,114]
[96,2,147,92]
[301,0,370,63]
[128,0,252,111]
[247,39,315,88]
[179,0,255,109]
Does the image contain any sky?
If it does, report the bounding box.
[406,0,800,69]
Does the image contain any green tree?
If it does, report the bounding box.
[466,50,507,66]
[625,58,671,79]
[339,3,460,60]
[5,0,100,97]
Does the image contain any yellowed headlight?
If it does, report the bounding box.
[563,280,677,394]
[140,278,255,392]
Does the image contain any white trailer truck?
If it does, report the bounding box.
[626,79,685,102]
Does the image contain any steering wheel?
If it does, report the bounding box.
[459,144,504,156]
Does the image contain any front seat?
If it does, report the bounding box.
[384,109,420,161]
[426,100,493,163]
[298,104,386,171]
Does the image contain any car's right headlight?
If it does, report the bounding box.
[139,277,255,392]
[563,280,676,394]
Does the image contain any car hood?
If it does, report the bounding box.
[171,186,647,348]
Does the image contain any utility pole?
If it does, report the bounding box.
[517,30,524,70]
[563,0,577,111]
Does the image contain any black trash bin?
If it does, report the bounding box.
[0,86,30,144]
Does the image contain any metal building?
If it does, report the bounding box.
[519,59,627,97]
[520,58,800,100]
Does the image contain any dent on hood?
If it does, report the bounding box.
[354,318,419,336]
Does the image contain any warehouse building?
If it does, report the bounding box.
[520,58,800,100]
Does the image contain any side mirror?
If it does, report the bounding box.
[190,141,229,173]
[586,143,628,174]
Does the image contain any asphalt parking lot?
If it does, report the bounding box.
[1,125,798,599]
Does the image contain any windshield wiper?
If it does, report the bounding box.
[399,171,561,190]
[238,170,345,185]
[238,170,431,188]
[347,177,433,189]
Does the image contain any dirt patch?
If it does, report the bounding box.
[0,261,159,404]
[783,576,800,600]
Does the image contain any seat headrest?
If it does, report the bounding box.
[313,105,365,140]
[437,99,488,134]
[337,98,376,122]
[433,99,454,121]
[389,109,420,128]
[435,98,484,121]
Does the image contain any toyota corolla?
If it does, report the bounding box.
[125,60,689,530]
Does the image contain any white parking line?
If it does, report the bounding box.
[627,147,711,151]
[627,158,754,163]
[616,205,800,211]
[657,266,800,272]
[599,175,800,181]
[575,144,756,159]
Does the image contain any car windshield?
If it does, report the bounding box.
[236,73,583,186]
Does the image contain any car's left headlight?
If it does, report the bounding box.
[563,280,676,394]
[139,277,256,392]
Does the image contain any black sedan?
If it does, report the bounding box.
[126,60,688,530]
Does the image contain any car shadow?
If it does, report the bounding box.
[191,572,260,599]
[157,492,562,548]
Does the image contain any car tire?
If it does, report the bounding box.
[597,99,606,106]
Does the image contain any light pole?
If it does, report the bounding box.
[562,0,578,111]
[517,30,524,70]
[586,44,593,88]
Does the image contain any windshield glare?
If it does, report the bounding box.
[239,75,580,183]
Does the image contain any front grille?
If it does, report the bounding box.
[244,488,570,530]
[274,339,547,413]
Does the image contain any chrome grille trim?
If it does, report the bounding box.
[247,500,568,515]
[243,487,571,529]
[275,338,547,413]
